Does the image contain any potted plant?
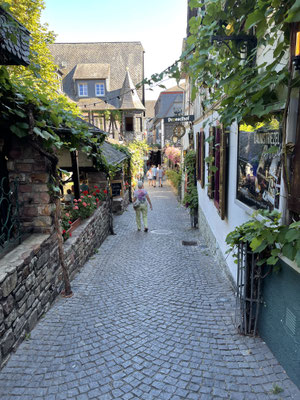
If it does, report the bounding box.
[61,211,78,241]
[61,187,107,241]
[226,209,300,335]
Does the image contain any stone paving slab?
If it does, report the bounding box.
[0,182,299,399]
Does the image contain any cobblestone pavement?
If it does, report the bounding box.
[0,183,299,400]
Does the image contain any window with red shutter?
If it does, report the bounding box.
[207,127,215,199]
[196,130,205,188]
[207,125,228,219]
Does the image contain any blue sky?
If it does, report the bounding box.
[41,0,187,100]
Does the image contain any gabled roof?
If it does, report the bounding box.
[120,69,145,111]
[49,42,144,103]
[162,84,185,93]
[73,63,110,80]
[154,92,183,119]
[0,7,30,66]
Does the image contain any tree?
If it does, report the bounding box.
[1,0,78,112]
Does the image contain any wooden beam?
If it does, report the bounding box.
[71,151,80,199]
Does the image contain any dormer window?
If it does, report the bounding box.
[95,82,105,97]
[78,83,88,97]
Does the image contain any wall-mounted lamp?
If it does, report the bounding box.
[211,34,257,63]
[292,32,300,71]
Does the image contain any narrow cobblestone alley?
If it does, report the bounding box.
[0,183,299,400]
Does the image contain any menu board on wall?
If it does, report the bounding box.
[237,129,281,211]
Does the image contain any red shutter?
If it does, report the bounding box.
[219,126,228,220]
[196,132,200,180]
[196,130,205,188]
[207,126,215,199]
[211,125,228,220]
[214,127,221,208]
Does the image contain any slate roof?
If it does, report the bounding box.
[154,92,184,120]
[101,141,129,166]
[0,7,30,66]
[73,63,110,80]
[120,69,145,111]
[152,85,185,122]
[49,42,144,105]
[145,100,156,118]
[76,119,128,165]
[163,84,185,92]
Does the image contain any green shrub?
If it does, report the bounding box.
[183,150,198,211]
[166,169,181,192]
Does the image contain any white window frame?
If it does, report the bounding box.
[78,83,88,97]
[95,82,105,97]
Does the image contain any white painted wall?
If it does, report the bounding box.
[193,112,268,281]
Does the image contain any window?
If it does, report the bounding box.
[289,132,300,215]
[78,83,88,97]
[207,126,228,220]
[95,83,105,97]
[125,117,133,132]
[137,117,143,132]
[196,130,205,188]
[237,126,281,211]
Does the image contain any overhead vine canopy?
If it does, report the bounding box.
[140,1,300,127]
[0,67,107,170]
[184,0,300,126]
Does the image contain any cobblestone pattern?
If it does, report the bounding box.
[0,203,110,370]
[0,183,299,399]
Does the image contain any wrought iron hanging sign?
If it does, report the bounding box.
[172,124,186,144]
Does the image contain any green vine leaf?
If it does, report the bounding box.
[285,229,300,242]
[10,124,27,138]
[295,250,300,266]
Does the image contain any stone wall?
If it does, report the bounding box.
[64,201,110,280]
[0,202,110,369]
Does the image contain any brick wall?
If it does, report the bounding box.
[0,200,110,369]
[7,140,55,234]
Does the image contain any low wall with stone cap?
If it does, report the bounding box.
[0,201,110,369]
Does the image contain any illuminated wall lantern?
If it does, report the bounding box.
[293,31,300,71]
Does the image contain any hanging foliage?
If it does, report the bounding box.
[112,140,149,187]
[0,67,107,171]
[183,0,300,126]
[183,150,198,211]
[138,1,300,128]
[165,146,181,164]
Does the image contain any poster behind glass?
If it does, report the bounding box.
[237,129,281,211]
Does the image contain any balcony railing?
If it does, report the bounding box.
[0,177,22,256]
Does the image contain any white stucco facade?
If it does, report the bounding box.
[191,103,295,281]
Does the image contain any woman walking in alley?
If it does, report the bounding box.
[152,165,157,187]
[157,165,165,187]
[133,181,153,232]
[146,167,153,186]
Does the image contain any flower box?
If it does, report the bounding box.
[66,218,81,236]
